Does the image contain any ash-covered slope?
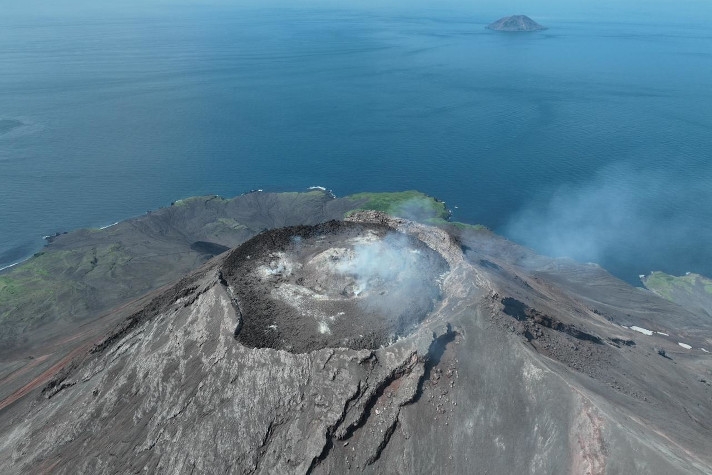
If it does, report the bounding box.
[0,213,710,474]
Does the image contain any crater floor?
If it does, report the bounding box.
[221,220,449,352]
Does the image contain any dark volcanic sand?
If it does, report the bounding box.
[222,221,449,352]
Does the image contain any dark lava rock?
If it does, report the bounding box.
[487,15,547,32]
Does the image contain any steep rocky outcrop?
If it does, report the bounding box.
[487,15,547,32]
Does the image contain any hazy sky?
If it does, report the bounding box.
[4,0,712,24]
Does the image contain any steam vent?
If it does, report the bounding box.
[222,220,449,352]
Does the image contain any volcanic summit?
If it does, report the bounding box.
[0,192,710,474]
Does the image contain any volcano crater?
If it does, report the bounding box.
[222,221,449,353]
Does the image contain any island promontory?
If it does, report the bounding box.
[487,15,547,32]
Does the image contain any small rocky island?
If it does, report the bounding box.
[487,15,547,32]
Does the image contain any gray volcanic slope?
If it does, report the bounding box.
[1,212,711,474]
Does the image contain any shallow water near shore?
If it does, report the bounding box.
[1,2,711,284]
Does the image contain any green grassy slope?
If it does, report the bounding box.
[641,271,712,318]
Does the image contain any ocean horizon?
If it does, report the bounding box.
[1,2,711,284]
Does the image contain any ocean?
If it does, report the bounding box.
[1,2,711,284]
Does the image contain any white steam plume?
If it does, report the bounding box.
[503,162,712,281]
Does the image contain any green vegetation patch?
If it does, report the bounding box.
[0,250,79,328]
[643,271,712,300]
[642,271,678,300]
[345,191,450,224]
[0,244,131,331]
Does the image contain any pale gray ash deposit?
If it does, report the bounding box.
[0,207,711,474]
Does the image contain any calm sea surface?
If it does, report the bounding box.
[1,4,711,283]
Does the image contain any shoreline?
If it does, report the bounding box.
[0,187,336,275]
[0,260,24,273]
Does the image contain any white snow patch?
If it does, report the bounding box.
[678,342,692,350]
[701,348,709,353]
[318,321,331,334]
[656,331,669,337]
[630,326,653,336]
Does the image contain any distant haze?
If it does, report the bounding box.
[5,0,712,23]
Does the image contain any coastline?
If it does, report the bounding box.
[0,260,23,273]
[0,186,411,274]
